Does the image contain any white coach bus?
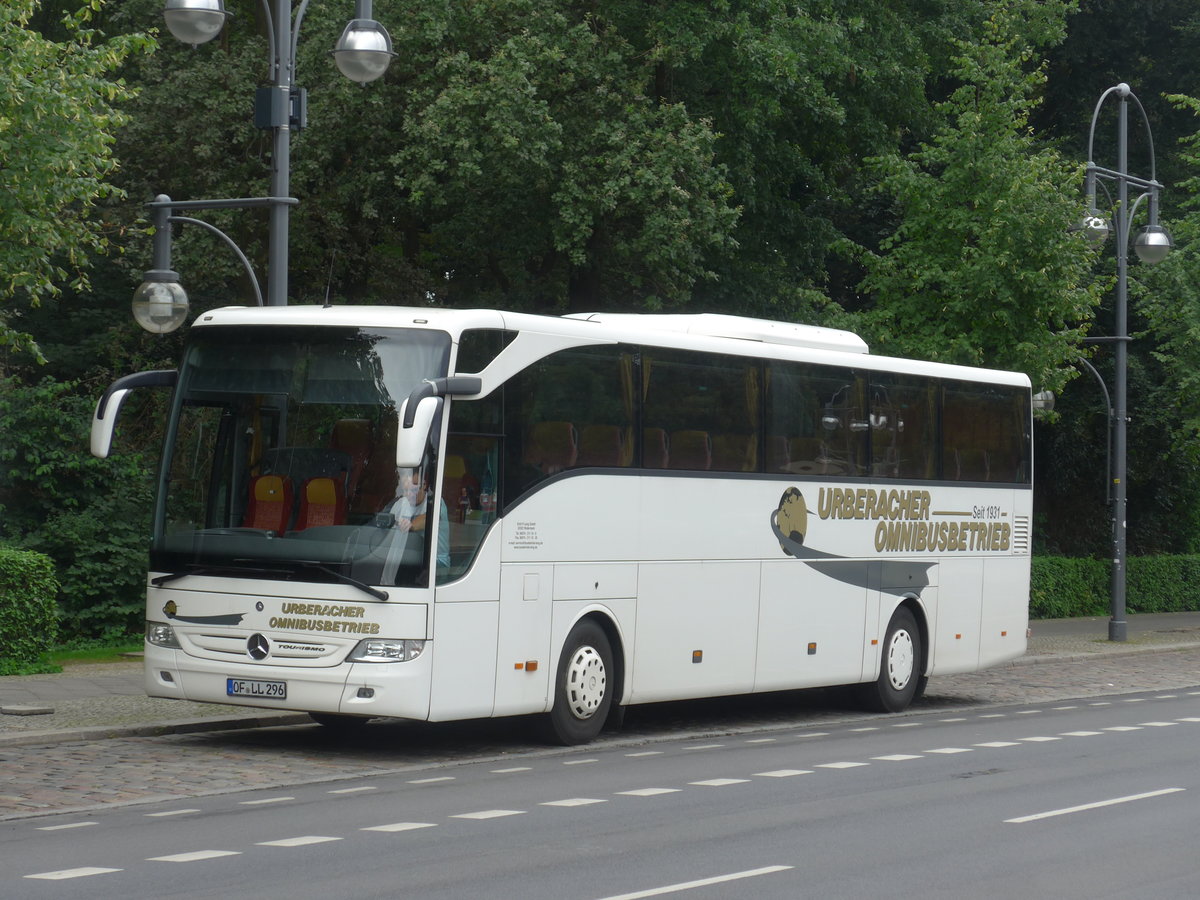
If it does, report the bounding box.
[91,307,1032,744]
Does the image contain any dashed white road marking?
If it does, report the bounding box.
[745,738,777,744]
[1178,717,1200,723]
[872,754,922,761]
[452,809,526,820]
[683,744,724,751]
[147,850,241,863]
[926,747,972,755]
[36,821,97,831]
[1103,726,1143,732]
[1019,736,1060,743]
[1124,698,1148,703]
[893,722,922,728]
[541,798,607,807]
[850,727,879,732]
[594,865,794,900]
[563,759,597,766]
[689,778,750,787]
[816,761,869,769]
[408,776,455,784]
[626,751,663,757]
[1052,706,1078,711]
[361,822,436,833]
[797,731,831,737]
[25,867,121,881]
[257,836,342,847]
[492,767,532,773]
[618,788,681,797]
[975,742,1019,748]
[1016,709,1041,715]
[1059,731,1102,737]
[979,713,1006,718]
[940,718,967,723]
[1139,722,1177,727]
[1006,788,1185,824]
[146,809,200,817]
[239,796,293,806]
[754,769,812,777]
[328,786,376,795]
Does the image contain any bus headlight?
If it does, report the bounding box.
[146,621,181,649]
[347,639,425,663]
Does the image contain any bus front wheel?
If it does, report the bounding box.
[541,620,614,745]
[858,606,922,713]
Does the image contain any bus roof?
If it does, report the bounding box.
[563,313,869,354]
[192,305,1029,388]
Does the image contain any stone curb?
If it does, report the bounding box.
[0,712,312,748]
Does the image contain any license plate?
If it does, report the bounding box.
[226,678,287,699]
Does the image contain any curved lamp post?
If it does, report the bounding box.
[1081,83,1172,642]
[133,0,394,332]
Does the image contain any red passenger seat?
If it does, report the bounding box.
[294,476,346,530]
[243,474,293,533]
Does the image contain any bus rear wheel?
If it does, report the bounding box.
[540,620,614,746]
[858,606,922,713]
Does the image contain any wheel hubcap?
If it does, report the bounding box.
[885,628,915,691]
[566,645,606,720]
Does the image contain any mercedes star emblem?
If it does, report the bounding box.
[247,633,270,660]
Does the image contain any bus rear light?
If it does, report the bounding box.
[348,638,425,663]
[146,621,181,649]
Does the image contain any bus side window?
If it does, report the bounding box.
[766,361,865,477]
[869,374,937,480]
[503,345,633,498]
[643,349,760,473]
[942,382,1030,484]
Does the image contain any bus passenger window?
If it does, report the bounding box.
[869,374,936,480]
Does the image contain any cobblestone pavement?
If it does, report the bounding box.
[3,614,1200,821]
[2,645,1199,821]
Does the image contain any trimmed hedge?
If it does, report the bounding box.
[1032,555,1200,619]
[0,547,59,674]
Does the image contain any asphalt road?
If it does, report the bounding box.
[5,686,1199,899]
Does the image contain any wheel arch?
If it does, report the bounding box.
[557,606,628,707]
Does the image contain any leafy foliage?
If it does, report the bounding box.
[855,1,1103,394]
[0,1,153,358]
[0,376,153,642]
[0,547,59,675]
[1032,555,1200,618]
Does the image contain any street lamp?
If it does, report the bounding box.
[133,0,394,331]
[1080,83,1172,642]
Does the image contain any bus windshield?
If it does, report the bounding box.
[153,325,451,590]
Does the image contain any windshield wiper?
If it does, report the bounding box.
[295,562,390,601]
[151,563,289,587]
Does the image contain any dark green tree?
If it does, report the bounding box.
[853,1,1101,394]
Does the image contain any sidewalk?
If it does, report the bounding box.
[3,611,1200,748]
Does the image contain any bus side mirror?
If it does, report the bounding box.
[396,376,483,468]
[90,370,178,458]
[396,396,441,468]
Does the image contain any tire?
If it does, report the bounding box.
[858,606,922,713]
[540,620,614,746]
[309,711,372,731]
